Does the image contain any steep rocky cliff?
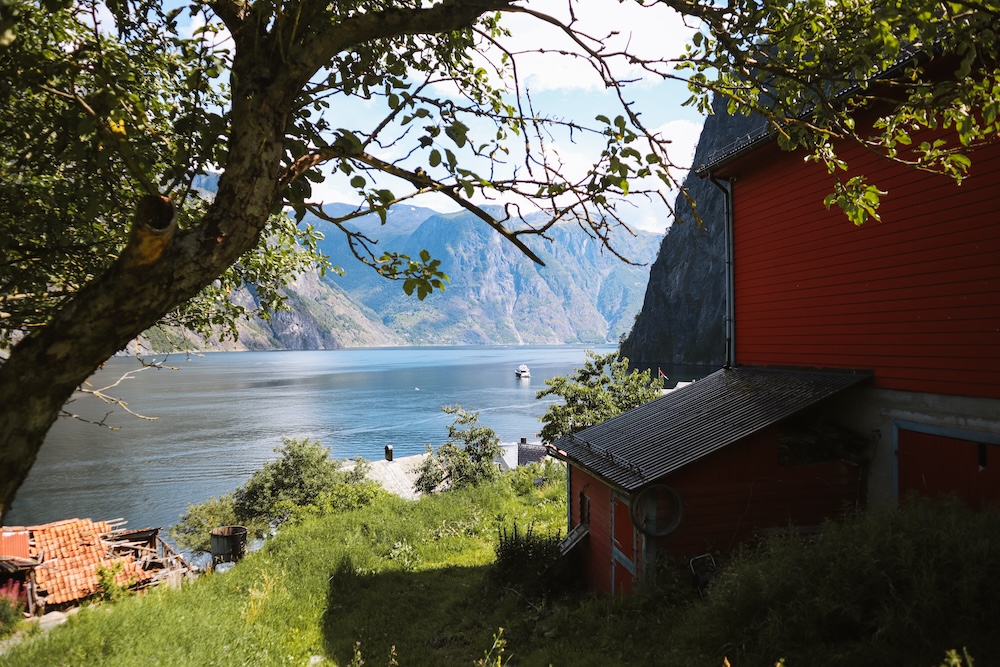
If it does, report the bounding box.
[620,100,765,368]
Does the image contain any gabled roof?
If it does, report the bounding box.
[518,441,548,466]
[549,366,871,493]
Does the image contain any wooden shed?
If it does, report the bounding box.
[549,367,871,594]
[0,518,192,613]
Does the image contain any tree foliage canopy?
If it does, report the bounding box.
[1,0,996,517]
[536,350,663,443]
[232,437,366,527]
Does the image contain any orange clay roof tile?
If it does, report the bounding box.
[18,518,153,606]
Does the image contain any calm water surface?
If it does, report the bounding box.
[7,345,615,531]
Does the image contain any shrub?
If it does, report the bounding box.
[414,406,501,494]
[233,437,350,529]
[170,492,240,553]
[665,497,1000,667]
[170,439,374,552]
[0,579,23,638]
[95,562,134,603]
[276,481,389,525]
[507,458,566,499]
[492,522,564,596]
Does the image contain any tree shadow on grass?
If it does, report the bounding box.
[322,557,509,667]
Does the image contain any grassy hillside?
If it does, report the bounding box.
[4,475,998,666]
[1,467,567,666]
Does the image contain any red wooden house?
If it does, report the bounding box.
[549,109,1000,595]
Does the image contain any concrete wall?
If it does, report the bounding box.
[827,388,1000,506]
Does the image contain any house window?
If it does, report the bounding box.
[579,492,590,525]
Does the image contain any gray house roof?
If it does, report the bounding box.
[549,366,871,493]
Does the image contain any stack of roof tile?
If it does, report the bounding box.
[28,518,154,606]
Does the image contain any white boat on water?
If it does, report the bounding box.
[515,364,531,378]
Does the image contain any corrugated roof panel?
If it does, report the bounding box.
[0,530,31,560]
[553,367,870,492]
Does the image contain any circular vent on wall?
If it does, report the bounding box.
[630,484,684,537]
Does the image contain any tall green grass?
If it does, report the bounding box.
[3,474,996,667]
[1,465,566,666]
[659,496,1000,667]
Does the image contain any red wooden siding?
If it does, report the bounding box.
[898,429,1000,509]
[611,494,638,595]
[655,429,864,558]
[570,465,614,593]
[569,432,863,592]
[727,133,1000,399]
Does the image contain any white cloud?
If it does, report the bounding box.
[498,1,696,93]
[614,117,705,233]
[655,118,702,172]
[307,178,359,207]
[177,8,233,52]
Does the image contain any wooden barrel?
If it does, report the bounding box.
[210,526,248,565]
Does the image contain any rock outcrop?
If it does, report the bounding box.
[620,99,765,368]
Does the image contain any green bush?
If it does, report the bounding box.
[0,579,23,639]
[169,492,240,553]
[95,562,134,603]
[275,480,389,525]
[663,497,1000,667]
[233,437,351,529]
[507,458,566,500]
[492,522,564,595]
[415,406,501,494]
[170,439,374,552]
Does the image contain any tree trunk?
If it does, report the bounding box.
[0,1,511,522]
[0,63,290,521]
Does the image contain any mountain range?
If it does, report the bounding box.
[148,204,662,351]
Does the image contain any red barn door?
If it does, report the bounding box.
[898,429,1000,509]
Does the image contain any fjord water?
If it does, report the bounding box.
[7,345,613,532]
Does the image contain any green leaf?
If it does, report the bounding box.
[445,120,469,148]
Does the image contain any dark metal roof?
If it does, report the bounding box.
[518,442,548,466]
[550,366,871,493]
